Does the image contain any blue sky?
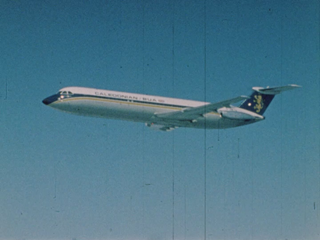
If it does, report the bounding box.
[0,0,319,240]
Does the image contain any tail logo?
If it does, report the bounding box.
[253,95,264,113]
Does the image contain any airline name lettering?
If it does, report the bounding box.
[95,91,165,103]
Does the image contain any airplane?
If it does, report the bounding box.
[42,84,301,131]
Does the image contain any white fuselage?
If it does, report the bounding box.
[43,87,260,130]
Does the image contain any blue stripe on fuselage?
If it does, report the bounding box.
[43,93,189,109]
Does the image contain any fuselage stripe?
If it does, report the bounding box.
[53,94,220,115]
[58,94,187,109]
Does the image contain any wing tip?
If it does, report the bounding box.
[240,95,250,99]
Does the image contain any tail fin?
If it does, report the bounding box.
[239,84,301,115]
[240,91,275,115]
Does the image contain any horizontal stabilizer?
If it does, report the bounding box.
[252,84,301,95]
[240,84,301,115]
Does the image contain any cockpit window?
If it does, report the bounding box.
[58,91,73,95]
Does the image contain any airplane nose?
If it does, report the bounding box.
[42,94,60,105]
[42,98,50,105]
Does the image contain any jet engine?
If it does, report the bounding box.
[218,107,264,120]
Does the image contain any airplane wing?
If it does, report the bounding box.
[155,95,249,121]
